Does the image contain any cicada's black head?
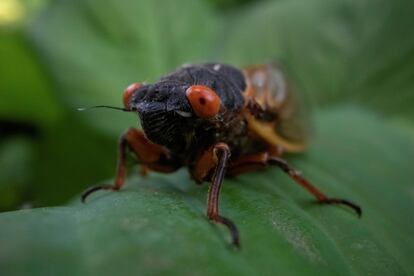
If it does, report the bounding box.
[124,63,246,153]
[129,82,194,152]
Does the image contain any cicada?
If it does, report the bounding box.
[81,63,361,247]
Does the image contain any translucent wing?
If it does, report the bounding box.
[243,63,310,152]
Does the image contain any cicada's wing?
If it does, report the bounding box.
[243,63,311,152]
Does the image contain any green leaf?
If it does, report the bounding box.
[0,137,35,211]
[218,0,414,121]
[29,0,218,136]
[1,107,413,275]
[0,31,60,126]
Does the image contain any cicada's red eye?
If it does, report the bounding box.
[123,83,142,108]
[185,85,221,119]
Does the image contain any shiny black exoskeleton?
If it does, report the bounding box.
[130,63,247,158]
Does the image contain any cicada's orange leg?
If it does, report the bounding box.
[81,128,179,202]
[228,152,362,217]
[192,143,240,248]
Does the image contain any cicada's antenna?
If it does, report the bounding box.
[77,105,134,112]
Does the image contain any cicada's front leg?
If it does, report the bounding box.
[81,128,179,202]
[192,143,240,248]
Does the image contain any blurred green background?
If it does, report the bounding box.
[0,0,414,275]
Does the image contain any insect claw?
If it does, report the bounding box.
[232,238,241,249]
[211,215,241,249]
[319,198,362,217]
[81,184,117,203]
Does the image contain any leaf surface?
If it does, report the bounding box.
[1,107,413,276]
